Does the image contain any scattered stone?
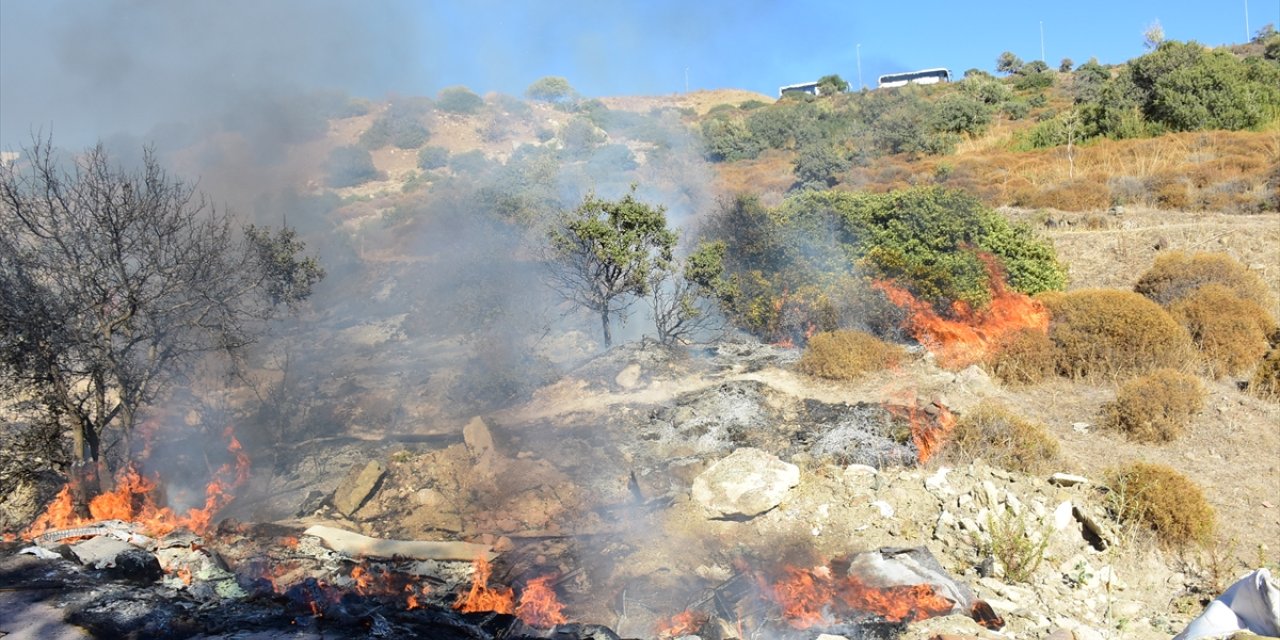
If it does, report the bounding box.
[614,363,642,389]
[463,416,497,461]
[870,500,895,518]
[1053,501,1075,531]
[1043,629,1075,640]
[332,460,387,516]
[1071,422,1090,434]
[1049,473,1089,487]
[1072,505,1113,551]
[925,467,953,495]
[70,537,162,583]
[691,448,799,519]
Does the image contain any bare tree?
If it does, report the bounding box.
[648,241,731,345]
[0,139,323,509]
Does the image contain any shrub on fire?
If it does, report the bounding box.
[701,187,1065,344]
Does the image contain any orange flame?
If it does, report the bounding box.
[405,583,430,610]
[516,575,568,628]
[886,395,958,464]
[454,555,515,615]
[762,564,955,628]
[875,255,1048,369]
[656,610,708,638]
[22,426,251,539]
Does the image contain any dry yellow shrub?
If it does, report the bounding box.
[1250,333,1280,401]
[797,329,904,380]
[1101,369,1205,443]
[1134,251,1274,308]
[945,401,1058,473]
[1109,462,1215,547]
[1169,284,1276,378]
[986,328,1056,385]
[1039,289,1193,379]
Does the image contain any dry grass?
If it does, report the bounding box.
[944,400,1058,474]
[796,330,904,381]
[1039,289,1194,380]
[1101,369,1206,443]
[1108,461,1216,548]
[985,328,1056,386]
[1251,334,1280,401]
[1169,284,1276,378]
[1135,250,1275,308]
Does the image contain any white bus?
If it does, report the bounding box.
[877,68,951,88]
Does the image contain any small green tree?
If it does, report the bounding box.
[1059,58,1074,73]
[436,86,485,114]
[996,51,1024,74]
[792,144,851,191]
[417,146,449,170]
[816,74,850,95]
[326,146,382,187]
[1143,20,1165,50]
[931,93,994,136]
[545,189,677,348]
[526,76,577,105]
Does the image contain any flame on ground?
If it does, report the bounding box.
[885,393,958,464]
[454,555,515,615]
[656,610,709,638]
[762,564,956,628]
[516,575,568,628]
[21,426,251,539]
[874,254,1048,369]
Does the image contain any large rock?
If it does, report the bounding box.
[691,448,799,519]
[331,460,386,516]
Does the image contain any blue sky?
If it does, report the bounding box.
[2,0,1276,148]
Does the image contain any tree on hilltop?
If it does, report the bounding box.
[526,76,577,106]
[996,51,1024,74]
[817,74,850,95]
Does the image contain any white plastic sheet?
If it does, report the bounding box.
[1175,568,1280,640]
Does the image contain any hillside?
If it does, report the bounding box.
[3,39,1279,640]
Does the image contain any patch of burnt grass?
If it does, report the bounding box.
[1134,250,1273,308]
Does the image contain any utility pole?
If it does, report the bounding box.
[1040,21,1046,62]
[1244,0,1250,40]
[685,67,689,93]
[856,43,863,90]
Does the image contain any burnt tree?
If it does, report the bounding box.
[0,139,323,509]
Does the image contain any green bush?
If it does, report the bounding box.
[525,76,576,105]
[700,115,760,161]
[1102,369,1205,442]
[1014,70,1054,91]
[1040,289,1193,379]
[325,146,382,188]
[945,400,1058,473]
[417,146,449,170]
[559,117,604,156]
[931,93,995,136]
[704,188,1065,343]
[1134,251,1274,308]
[1169,284,1276,378]
[1109,462,1215,547]
[797,329,904,380]
[792,144,850,191]
[360,102,431,149]
[436,86,485,114]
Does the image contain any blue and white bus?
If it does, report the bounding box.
[877,68,951,88]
